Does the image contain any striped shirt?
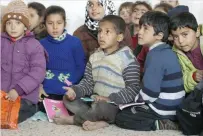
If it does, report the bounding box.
[136,44,185,119]
[72,47,141,104]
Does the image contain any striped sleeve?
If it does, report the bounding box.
[109,61,141,104]
[140,54,163,103]
[72,61,94,99]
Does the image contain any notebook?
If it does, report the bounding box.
[43,98,69,122]
[80,97,144,109]
[118,102,145,110]
[80,97,117,105]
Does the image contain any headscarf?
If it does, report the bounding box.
[85,0,116,31]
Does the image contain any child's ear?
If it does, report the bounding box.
[39,17,44,23]
[196,26,201,38]
[155,32,164,41]
[117,33,124,42]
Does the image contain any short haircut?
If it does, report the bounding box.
[132,1,152,11]
[118,2,133,14]
[139,11,170,42]
[99,15,126,34]
[44,6,66,23]
[154,3,173,13]
[28,2,46,17]
[169,12,198,32]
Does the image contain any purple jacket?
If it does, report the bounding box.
[1,32,46,104]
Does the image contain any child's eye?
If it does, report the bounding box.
[98,2,102,7]
[6,22,11,25]
[30,14,34,18]
[133,10,137,12]
[88,3,93,8]
[182,33,188,37]
[16,21,21,24]
[173,36,178,39]
[98,29,101,33]
[144,26,148,30]
[106,30,110,34]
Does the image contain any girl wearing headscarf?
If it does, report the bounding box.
[73,0,132,60]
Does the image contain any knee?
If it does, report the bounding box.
[63,98,86,114]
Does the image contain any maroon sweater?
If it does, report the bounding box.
[186,45,203,70]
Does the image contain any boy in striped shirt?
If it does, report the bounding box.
[116,11,185,131]
[53,15,141,131]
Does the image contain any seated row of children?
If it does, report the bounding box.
[1,0,203,132]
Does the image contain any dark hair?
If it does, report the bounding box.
[169,12,198,32]
[139,11,170,42]
[44,6,66,23]
[118,2,133,14]
[132,1,152,11]
[154,3,173,13]
[99,15,126,34]
[28,2,46,17]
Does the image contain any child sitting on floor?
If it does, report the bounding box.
[115,11,185,131]
[1,0,46,123]
[53,15,141,131]
[170,12,203,93]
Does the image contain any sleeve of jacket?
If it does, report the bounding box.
[139,54,164,103]
[109,61,141,104]
[183,70,197,93]
[16,40,46,95]
[173,46,198,93]
[72,61,94,99]
[70,38,86,84]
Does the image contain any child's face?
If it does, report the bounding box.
[161,0,178,8]
[138,24,160,46]
[45,14,65,38]
[98,21,122,54]
[131,5,149,25]
[87,0,105,21]
[119,8,132,24]
[5,19,25,40]
[28,7,42,31]
[171,27,199,52]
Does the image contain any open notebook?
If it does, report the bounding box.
[43,98,69,122]
[80,97,145,110]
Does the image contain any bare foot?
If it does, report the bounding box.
[53,115,74,125]
[82,120,109,131]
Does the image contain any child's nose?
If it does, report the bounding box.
[138,28,143,35]
[53,24,57,29]
[11,23,15,30]
[178,37,184,44]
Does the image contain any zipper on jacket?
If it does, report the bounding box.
[8,42,15,89]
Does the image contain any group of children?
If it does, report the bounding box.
[1,0,203,132]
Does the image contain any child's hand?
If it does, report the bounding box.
[94,96,110,102]
[195,70,203,82]
[6,89,19,101]
[63,87,76,101]
[39,85,49,102]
